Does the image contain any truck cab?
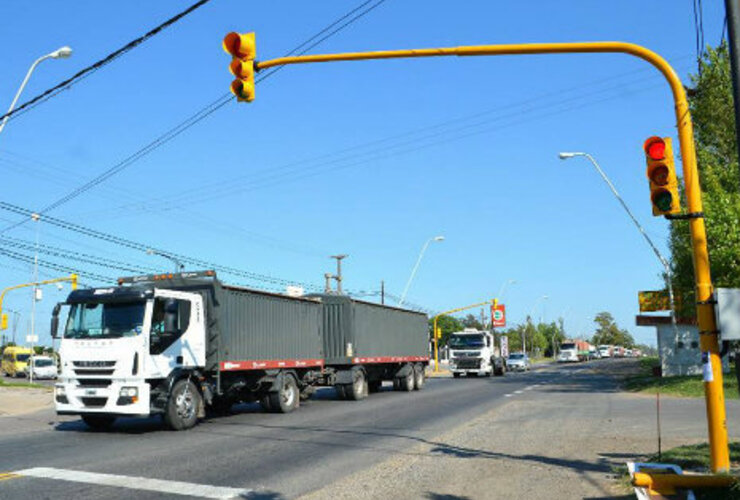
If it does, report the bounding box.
[447,329,504,378]
[53,279,206,429]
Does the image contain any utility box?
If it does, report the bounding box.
[715,288,740,341]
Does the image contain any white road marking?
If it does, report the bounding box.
[14,467,252,499]
[524,385,535,390]
[504,393,513,397]
[514,390,524,394]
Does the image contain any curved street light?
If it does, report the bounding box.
[398,235,444,307]
[0,46,73,136]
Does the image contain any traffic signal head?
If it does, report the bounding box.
[223,32,256,102]
[1,313,7,331]
[644,136,681,216]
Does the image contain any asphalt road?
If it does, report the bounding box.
[0,363,582,499]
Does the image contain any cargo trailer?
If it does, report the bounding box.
[51,271,429,431]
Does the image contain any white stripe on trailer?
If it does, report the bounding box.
[14,467,252,499]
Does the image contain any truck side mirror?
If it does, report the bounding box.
[50,303,62,339]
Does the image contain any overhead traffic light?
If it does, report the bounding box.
[223,32,256,102]
[1,313,7,330]
[644,136,681,216]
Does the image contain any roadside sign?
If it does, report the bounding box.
[638,290,675,312]
[500,335,509,358]
[492,304,506,327]
[26,334,38,343]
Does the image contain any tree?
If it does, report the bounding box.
[591,311,634,347]
[461,314,483,330]
[668,44,740,318]
[429,315,463,347]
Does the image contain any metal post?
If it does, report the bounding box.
[725,0,740,192]
[330,254,347,294]
[381,280,385,305]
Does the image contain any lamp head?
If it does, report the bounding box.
[433,236,445,242]
[558,152,577,160]
[50,46,73,59]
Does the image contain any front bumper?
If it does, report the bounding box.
[55,379,151,416]
[508,363,526,371]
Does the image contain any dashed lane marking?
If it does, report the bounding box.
[13,468,252,499]
[514,390,524,394]
[504,393,513,397]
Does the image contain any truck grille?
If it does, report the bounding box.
[81,397,108,408]
[454,358,481,369]
[73,361,116,377]
[76,379,112,388]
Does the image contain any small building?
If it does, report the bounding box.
[636,315,730,377]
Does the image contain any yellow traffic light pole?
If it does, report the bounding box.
[432,299,494,373]
[241,39,729,472]
[0,274,78,330]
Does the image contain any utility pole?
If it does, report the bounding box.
[381,280,385,305]
[725,0,740,191]
[330,254,347,294]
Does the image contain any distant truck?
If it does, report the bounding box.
[557,340,591,363]
[612,346,626,358]
[448,329,505,377]
[598,345,612,358]
[52,271,429,431]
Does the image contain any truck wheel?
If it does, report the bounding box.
[397,369,414,392]
[335,384,347,400]
[413,364,425,390]
[268,375,299,413]
[164,379,201,430]
[82,415,116,430]
[346,370,368,401]
[452,372,461,378]
[260,394,273,412]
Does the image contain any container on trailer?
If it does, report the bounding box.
[313,294,428,365]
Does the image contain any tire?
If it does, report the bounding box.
[397,367,414,392]
[82,415,116,430]
[335,384,347,400]
[452,372,461,378]
[164,379,201,430]
[346,370,368,401]
[368,380,382,393]
[413,364,425,390]
[267,374,299,413]
[260,394,273,412]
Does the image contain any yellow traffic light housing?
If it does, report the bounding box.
[644,136,681,216]
[223,32,256,102]
[1,313,7,330]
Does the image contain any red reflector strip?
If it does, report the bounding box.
[220,359,324,371]
[351,355,429,364]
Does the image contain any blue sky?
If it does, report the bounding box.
[0,0,727,347]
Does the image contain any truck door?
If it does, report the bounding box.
[148,290,205,377]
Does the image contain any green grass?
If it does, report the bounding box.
[615,442,740,500]
[0,377,48,390]
[623,356,739,399]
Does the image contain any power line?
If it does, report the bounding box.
[1,0,390,233]
[0,0,214,125]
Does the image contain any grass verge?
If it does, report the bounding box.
[623,356,739,399]
[0,377,48,389]
[616,442,740,499]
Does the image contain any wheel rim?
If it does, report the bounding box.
[281,380,295,407]
[175,388,195,420]
[354,375,364,396]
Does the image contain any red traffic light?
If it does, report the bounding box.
[223,32,256,60]
[644,136,666,161]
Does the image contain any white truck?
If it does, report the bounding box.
[448,329,505,378]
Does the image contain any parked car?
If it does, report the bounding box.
[506,352,530,372]
[24,356,57,379]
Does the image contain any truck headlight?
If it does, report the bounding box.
[119,387,138,397]
[55,385,66,396]
[55,385,68,404]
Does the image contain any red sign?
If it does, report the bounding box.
[492,304,506,327]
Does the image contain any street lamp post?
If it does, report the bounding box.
[558,152,679,338]
[399,235,444,307]
[0,46,73,136]
[146,249,184,273]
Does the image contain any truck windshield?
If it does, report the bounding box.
[65,302,146,339]
[561,343,576,350]
[449,334,484,348]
